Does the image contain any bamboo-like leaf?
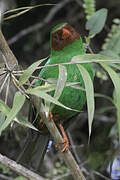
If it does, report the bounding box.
[4,4,55,20]
[77,64,95,138]
[0,99,37,131]
[54,65,67,100]
[100,62,120,140]
[0,112,6,128]
[4,9,30,20]
[4,4,55,14]
[66,82,85,91]
[19,57,47,86]
[0,99,10,114]
[95,93,114,104]
[72,54,120,63]
[14,115,38,131]
[26,88,79,112]
[0,92,26,133]
[34,84,55,92]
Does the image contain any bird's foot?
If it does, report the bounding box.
[49,112,53,121]
[59,123,69,152]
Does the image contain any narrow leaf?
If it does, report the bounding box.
[34,84,55,92]
[0,112,6,128]
[0,99,37,131]
[72,54,120,64]
[95,93,114,104]
[86,8,108,35]
[100,63,120,140]
[77,64,95,138]
[54,65,67,99]
[14,116,38,131]
[0,92,25,133]
[0,99,10,114]
[19,57,47,85]
[26,88,79,112]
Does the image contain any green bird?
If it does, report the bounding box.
[19,23,94,172]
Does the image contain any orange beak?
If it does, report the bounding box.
[62,28,72,40]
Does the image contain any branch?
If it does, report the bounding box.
[32,96,86,180]
[0,30,18,69]
[0,24,86,180]
[0,153,49,180]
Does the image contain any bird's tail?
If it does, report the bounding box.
[17,131,50,172]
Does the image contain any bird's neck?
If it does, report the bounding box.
[50,39,85,64]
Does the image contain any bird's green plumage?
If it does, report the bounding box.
[36,23,94,119]
[19,23,94,171]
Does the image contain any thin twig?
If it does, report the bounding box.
[11,74,29,98]
[0,73,9,93]
[13,70,24,74]
[0,153,49,180]
[5,76,10,104]
[53,171,71,180]
[12,74,29,98]
[92,170,112,180]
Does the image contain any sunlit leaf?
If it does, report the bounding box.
[34,84,55,92]
[4,4,55,20]
[72,54,120,63]
[19,57,47,85]
[0,92,26,133]
[14,115,38,131]
[77,64,95,139]
[54,65,67,99]
[0,99,10,114]
[100,62,120,140]
[0,112,6,130]
[86,8,108,35]
[26,88,79,112]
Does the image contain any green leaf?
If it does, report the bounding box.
[0,112,6,130]
[72,54,120,63]
[95,93,114,104]
[77,64,95,138]
[86,8,108,35]
[4,4,55,20]
[0,92,26,133]
[34,83,55,92]
[0,99,37,131]
[19,57,47,85]
[14,115,38,131]
[0,99,10,114]
[54,65,67,100]
[26,88,79,112]
[100,63,120,140]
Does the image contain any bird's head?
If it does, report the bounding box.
[51,23,80,51]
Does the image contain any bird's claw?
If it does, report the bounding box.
[61,137,69,152]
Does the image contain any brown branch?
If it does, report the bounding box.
[0,153,49,180]
[32,97,86,180]
[0,30,18,69]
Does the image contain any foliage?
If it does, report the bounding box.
[0,3,120,140]
[0,2,120,179]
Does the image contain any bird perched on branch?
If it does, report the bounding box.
[19,23,94,172]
